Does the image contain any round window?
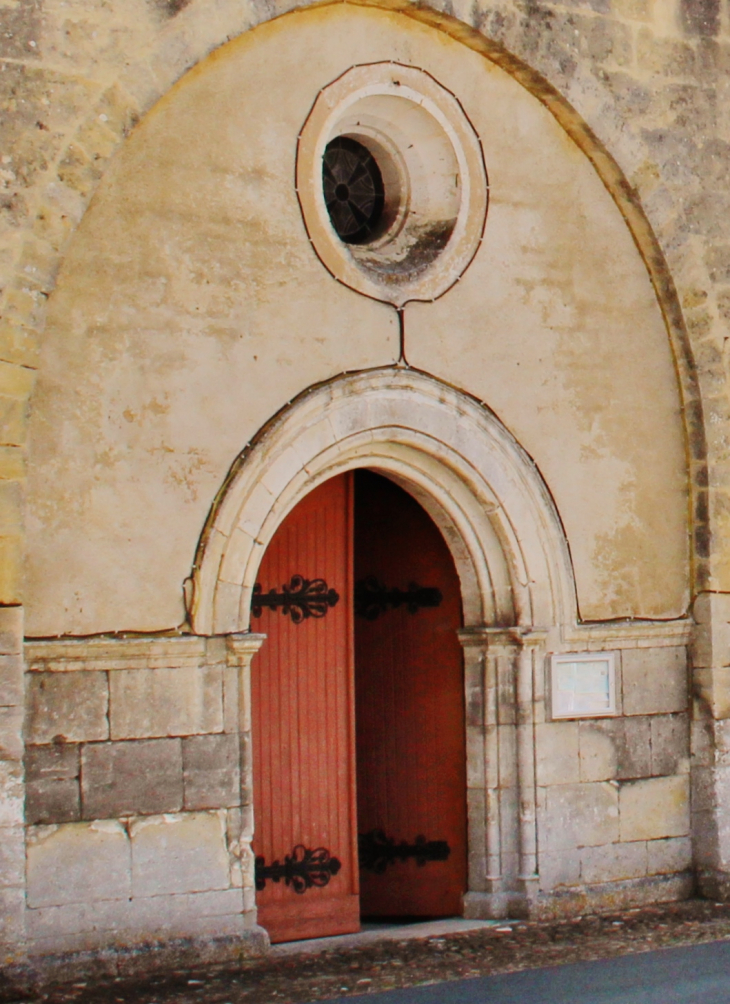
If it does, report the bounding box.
[296,63,488,306]
[322,137,385,245]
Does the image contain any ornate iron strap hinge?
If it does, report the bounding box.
[358,829,451,873]
[355,576,443,621]
[255,845,342,894]
[252,575,340,624]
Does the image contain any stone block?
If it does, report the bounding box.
[81,739,183,819]
[0,760,23,826]
[0,886,25,946]
[541,782,619,851]
[223,665,239,733]
[647,836,692,875]
[0,654,23,706]
[26,888,245,946]
[0,825,25,886]
[0,605,22,654]
[26,742,79,780]
[109,666,223,739]
[536,721,579,786]
[130,812,230,897]
[183,733,240,810]
[581,841,647,884]
[26,777,80,825]
[651,714,690,775]
[615,717,652,780]
[26,671,108,744]
[26,742,81,824]
[619,775,690,842]
[692,592,730,669]
[0,705,23,759]
[621,647,687,716]
[538,850,581,892]
[579,721,617,782]
[27,820,131,908]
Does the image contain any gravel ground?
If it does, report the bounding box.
[6,899,730,1004]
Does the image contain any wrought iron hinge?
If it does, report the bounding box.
[355,576,443,621]
[252,575,340,624]
[255,845,342,894]
[359,829,451,873]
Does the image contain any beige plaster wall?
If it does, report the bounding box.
[23,4,688,635]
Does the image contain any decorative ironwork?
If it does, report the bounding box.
[359,829,451,874]
[252,575,340,624]
[323,136,385,245]
[354,576,443,621]
[255,845,342,894]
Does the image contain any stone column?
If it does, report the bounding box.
[461,626,544,919]
[0,605,25,962]
[691,593,730,897]
[226,633,267,935]
[515,632,547,903]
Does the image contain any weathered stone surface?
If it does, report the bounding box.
[620,775,690,842]
[621,648,687,716]
[27,820,131,908]
[81,739,183,819]
[0,824,25,887]
[25,744,81,823]
[577,720,614,783]
[0,760,23,826]
[183,733,240,810]
[542,782,619,851]
[26,777,80,825]
[538,850,581,892]
[0,705,23,760]
[26,671,108,744]
[0,886,25,946]
[536,721,579,786]
[109,666,223,739]
[581,840,647,884]
[26,887,245,947]
[130,812,230,897]
[647,835,693,875]
[651,714,690,776]
[0,654,23,706]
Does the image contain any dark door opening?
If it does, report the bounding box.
[354,470,467,919]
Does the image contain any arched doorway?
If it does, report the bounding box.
[249,468,467,943]
[193,368,578,931]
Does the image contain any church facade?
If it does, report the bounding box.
[0,0,728,977]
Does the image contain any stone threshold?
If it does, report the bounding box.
[269,917,508,955]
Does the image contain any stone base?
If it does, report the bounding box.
[463,890,531,919]
[0,928,270,995]
[696,868,730,901]
[530,871,695,921]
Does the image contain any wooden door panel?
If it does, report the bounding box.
[251,473,359,944]
[355,471,467,917]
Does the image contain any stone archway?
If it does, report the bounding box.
[193,366,579,918]
[192,367,577,637]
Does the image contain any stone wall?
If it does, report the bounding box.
[20,635,266,961]
[2,0,730,970]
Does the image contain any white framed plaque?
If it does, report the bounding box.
[550,651,617,719]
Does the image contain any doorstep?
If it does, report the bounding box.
[269,917,508,956]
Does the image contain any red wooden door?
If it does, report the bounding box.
[354,470,467,917]
[251,473,359,944]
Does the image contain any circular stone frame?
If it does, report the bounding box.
[296,62,489,306]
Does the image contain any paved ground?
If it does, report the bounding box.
[321,940,730,1003]
[5,899,730,1004]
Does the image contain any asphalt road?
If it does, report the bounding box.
[322,940,730,1003]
